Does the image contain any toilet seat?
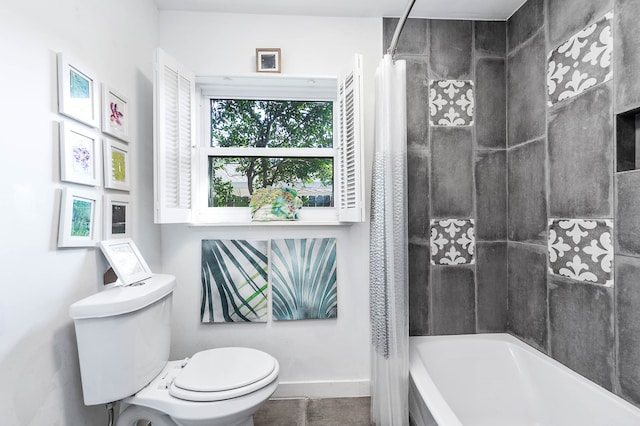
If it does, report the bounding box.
[169,347,278,402]
[120,354,279,425]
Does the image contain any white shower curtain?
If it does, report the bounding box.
[370,54,409,426]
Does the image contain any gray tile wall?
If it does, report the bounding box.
[388,0,640,407]
[548,275,616,391]
[616,256,640,404]
[476,59,506,149]
[507,0,544,52]
[409,243,430,335]
[476,242,508,332]
[507,139,547,245]
[547,0,613,48]
[548,83,614,218]
[505,0,640,408]
[431,266,476,334]
[475,151,506,240]
[384,0,640,405]
[385,17,508,337]
[474,21,509,338]
[507,31,546,147]
[507,243,548,352]
[430,127,473,217]
[614,0,640,113]
[616,170,640,256]
[428,20,472,80]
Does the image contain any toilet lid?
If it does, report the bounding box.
[172,347,276,394]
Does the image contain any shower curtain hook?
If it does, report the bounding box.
[386,0,417,58]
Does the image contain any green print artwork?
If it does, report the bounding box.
[112,151,126,182]
[71,199,92,237]
[201,240,269,323]
[271,238,337,320]
[69,69,90,99]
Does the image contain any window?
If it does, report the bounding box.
[153,49,363,225]
[208,155,334,208]
[206,99,334,207]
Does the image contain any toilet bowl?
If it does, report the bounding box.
[116,347,280,426]
[69,274,279,426]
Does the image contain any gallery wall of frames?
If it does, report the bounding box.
[56,52,132,248]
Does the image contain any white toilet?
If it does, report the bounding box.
[69,274,279,426]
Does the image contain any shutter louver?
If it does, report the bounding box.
[338,54,364,222]
[154,48,194,223]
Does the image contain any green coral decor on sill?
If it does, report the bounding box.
[249,187,303,221]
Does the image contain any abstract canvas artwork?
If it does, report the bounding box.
[271,238,337,321]
[201,240,269,323]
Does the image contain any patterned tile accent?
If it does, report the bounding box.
[201,240,269,323]
[430,219,475,265]
[548,219,613,286]
[429,80,475,126]
[271,238,337,320]
[547,12,613,106]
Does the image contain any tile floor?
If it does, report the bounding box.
[253,397,371,426]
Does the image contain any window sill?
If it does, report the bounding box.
[190,207,355,226]
[187,220,354,227]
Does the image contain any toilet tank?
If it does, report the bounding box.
[69,274,176,405]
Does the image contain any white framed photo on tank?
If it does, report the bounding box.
[98,238,152,285]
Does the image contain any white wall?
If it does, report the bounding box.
[0,1,160,424]
[158,11,381,397]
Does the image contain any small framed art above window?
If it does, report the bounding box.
[152,48,364,225]
[256,48,281,73]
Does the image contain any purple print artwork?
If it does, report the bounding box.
[72,145,91,172]
[110,102,123,127]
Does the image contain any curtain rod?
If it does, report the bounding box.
[386,0,417,57]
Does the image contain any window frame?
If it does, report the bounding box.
[153,49,364,226]
[194,76,342,224]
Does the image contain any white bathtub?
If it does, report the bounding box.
[409,333,640,426]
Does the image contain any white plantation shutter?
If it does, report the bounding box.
[337,54,365,222]
[154,48,195,223]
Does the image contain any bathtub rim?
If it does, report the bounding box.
[409,336,464,426]
[409,332,640,426]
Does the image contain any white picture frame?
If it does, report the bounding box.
[57,53,100,128]
[104,194,131,239]
[59,121,101,186]
[103,137,131,191]
[101,84,131,142]
[98,238,152,285]
[58,187,101,248]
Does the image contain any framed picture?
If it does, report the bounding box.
[59,121,101,186]
[104,194,131,239]
[256,48,281,73]
[58,187,101,248]
[57,53,100,128]
[103,137,130,191]
[102,84,131,142]
[98,238,152,285]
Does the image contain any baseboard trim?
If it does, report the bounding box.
[272,379,371,399]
